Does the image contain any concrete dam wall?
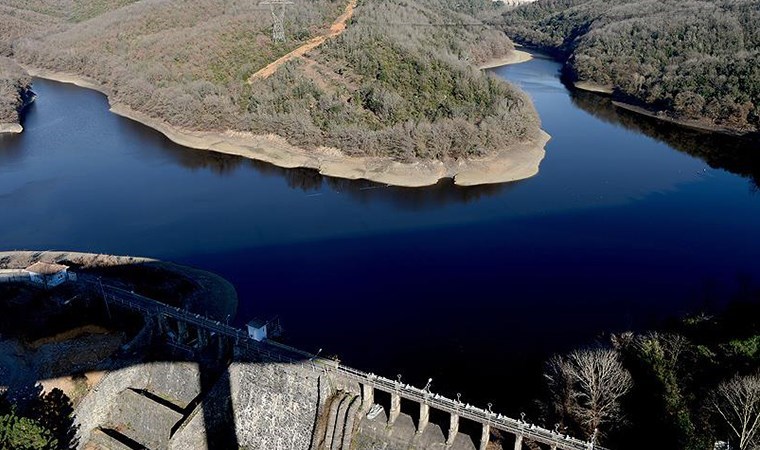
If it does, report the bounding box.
[77,352,364,450]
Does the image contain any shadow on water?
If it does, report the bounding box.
[0,132,25,164]
[0,101,37,165]
[569,90,760,189]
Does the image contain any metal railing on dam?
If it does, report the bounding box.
[90,279,607,450]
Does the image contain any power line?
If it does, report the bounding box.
[258,0,294,42]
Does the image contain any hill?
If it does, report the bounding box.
[0,0,547,185]
[497,0,760,135]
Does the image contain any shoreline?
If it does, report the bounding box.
[0,122,23,134]
[568,71,753,137]
[611,100,749,136]
[20,64,548,187]
[574,80,614,95]
[479,49,533,69]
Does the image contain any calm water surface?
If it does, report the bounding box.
[1,54,759,412]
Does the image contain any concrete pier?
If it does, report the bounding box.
[389,392,401,425]
[361,383,373,414]
[480,423,490,450]
[418,403,430,434]
[447,413,459,445]
[514,433,523,450]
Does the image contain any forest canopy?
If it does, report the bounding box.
[0,57,32,125]
[496,0,760,134]
[0,0,542,161]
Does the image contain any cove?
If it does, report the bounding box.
[1,53,759,413]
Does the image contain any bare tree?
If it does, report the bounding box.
[710,372,760,450]
[545,348,633,442]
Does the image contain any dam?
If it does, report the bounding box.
[76,276,605,450]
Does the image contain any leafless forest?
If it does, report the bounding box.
[498,0,760,134]
[0,57,31,124]
[0,0,541,160]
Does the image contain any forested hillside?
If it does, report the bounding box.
[497,0,760,134]
[0,0,542,163]
[0,57,33,128]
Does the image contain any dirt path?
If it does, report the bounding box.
[248,0,357,82]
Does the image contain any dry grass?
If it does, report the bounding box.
[28,324,111,349]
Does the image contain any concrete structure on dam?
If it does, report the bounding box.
[0,261,604,450]
[71,280,606,450]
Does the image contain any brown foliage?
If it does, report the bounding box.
[1,0,540,160]
[0,56,31,123]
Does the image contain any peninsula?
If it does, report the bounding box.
[0,0,548,186]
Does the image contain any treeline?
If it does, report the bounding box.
[496,0,760,134]
[0,57,32,125]
[1,0,541,161]
[536,299,760,450]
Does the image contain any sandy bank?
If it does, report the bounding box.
[0,122,22,134]
[574,81,614,95]
[479,49,533,69]
[22,65,549,187]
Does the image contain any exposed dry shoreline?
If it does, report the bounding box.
[20,59,549,187]
[611,100,748,135]
[574,81,614,95]
[479,49,533,69]
[574,80,754,136]
[0,122,22,134]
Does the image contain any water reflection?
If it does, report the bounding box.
[334,179,519,211]
[115,118,250,176]
[569,90,760,189]
[0,133,24,165]
[115,110,517,208]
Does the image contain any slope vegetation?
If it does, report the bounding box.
[0,57,33,132]
[498,0,760,134]
[0,0,544,184]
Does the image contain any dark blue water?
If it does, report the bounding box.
[2,54,759,412]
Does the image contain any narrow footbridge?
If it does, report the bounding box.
[89,279,607,450]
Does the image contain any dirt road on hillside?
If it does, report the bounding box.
[248,0,357,82]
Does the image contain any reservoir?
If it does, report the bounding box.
[1,53,759,413]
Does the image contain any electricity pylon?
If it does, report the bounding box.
[259,0,293,42]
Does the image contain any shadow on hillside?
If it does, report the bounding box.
[0,264,311,450]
